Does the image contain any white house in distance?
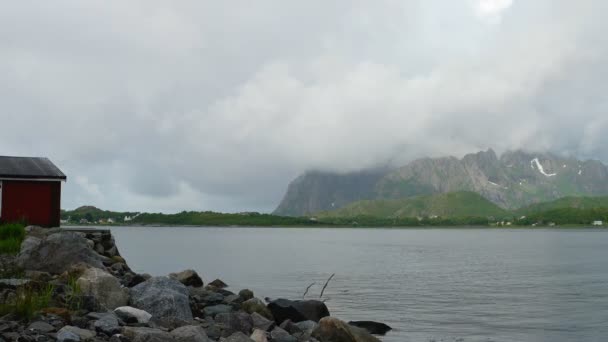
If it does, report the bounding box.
[592,220,603,226]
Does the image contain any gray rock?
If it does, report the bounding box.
[17,232,107,274]
[203,304,232,318]
[109,334,130,342]
[94,314,121,336]
[238,289,254,301]
[27,321,55,333]
[106,246,119,257]
[114,306,152,324]
[295,321,318,334]
[0,278,31,289]
[223,294,242,305]
[57,326,96,342]
[214,312,253,335]
[95,243,105,255]
[170,325,210,342]
[129,276,193,323]
[223,331,254,342]
[122,326,176,342]
[169,270,204,288]
[269,327,292,340]
[312,317,380,342]
[208,279,228,289]
[279,320,302,335]
[241,298,272,319]
[267,299,329,324]
[249,329,268,342]
[250,312,274,332]
[57,330,81,342]
[200,293,224,305]
[77,268,129,310]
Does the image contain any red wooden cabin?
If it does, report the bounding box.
[0,156,66,227]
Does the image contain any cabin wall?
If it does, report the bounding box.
[0,180,61,227]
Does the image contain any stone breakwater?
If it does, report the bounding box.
[0,227,391,342]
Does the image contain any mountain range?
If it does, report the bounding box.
[274,149,608,216]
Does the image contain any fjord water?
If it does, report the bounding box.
[110,227,608,342]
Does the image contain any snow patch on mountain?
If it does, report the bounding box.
[531,158,557,177]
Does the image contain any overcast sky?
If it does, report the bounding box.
[2,0,607,213]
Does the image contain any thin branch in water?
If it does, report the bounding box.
[302,282,315,298]
[319,273,335,299]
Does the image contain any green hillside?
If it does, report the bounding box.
[516,196,608,215]
[318,191,509,218]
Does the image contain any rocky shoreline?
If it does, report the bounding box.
[0,227,390,342]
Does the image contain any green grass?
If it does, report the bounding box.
[0,283,55,320]
[0,223,25,254]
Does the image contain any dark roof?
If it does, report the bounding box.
[0,156,66,180]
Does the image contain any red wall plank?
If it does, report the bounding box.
[1,181,61,227]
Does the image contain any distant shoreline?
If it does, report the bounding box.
[61,223,607,230]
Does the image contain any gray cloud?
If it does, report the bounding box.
[1,0,607,213]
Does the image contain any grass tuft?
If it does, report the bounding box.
[0,223,26,254]
[0,283,55,320]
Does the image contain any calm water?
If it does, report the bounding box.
[108,227,608,342]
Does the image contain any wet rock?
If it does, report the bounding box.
[267,299,329,324]
[129,276,193,323]
[169,270,204,288]
[312,317,380,342]
[114,306,152,324]
[17,232,107,274]
[347,321,392,335]
[170,325,210,342]
[77,268,129,310]
[122,326,175,342]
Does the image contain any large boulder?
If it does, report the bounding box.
[77,268,129,310]
[348,321,392,335]
[170,325,210,342]
[169,269,204,288]
[312,317,380,342]
[129,276,193,323]
[267,299,329,324]
[17,232,107,274]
